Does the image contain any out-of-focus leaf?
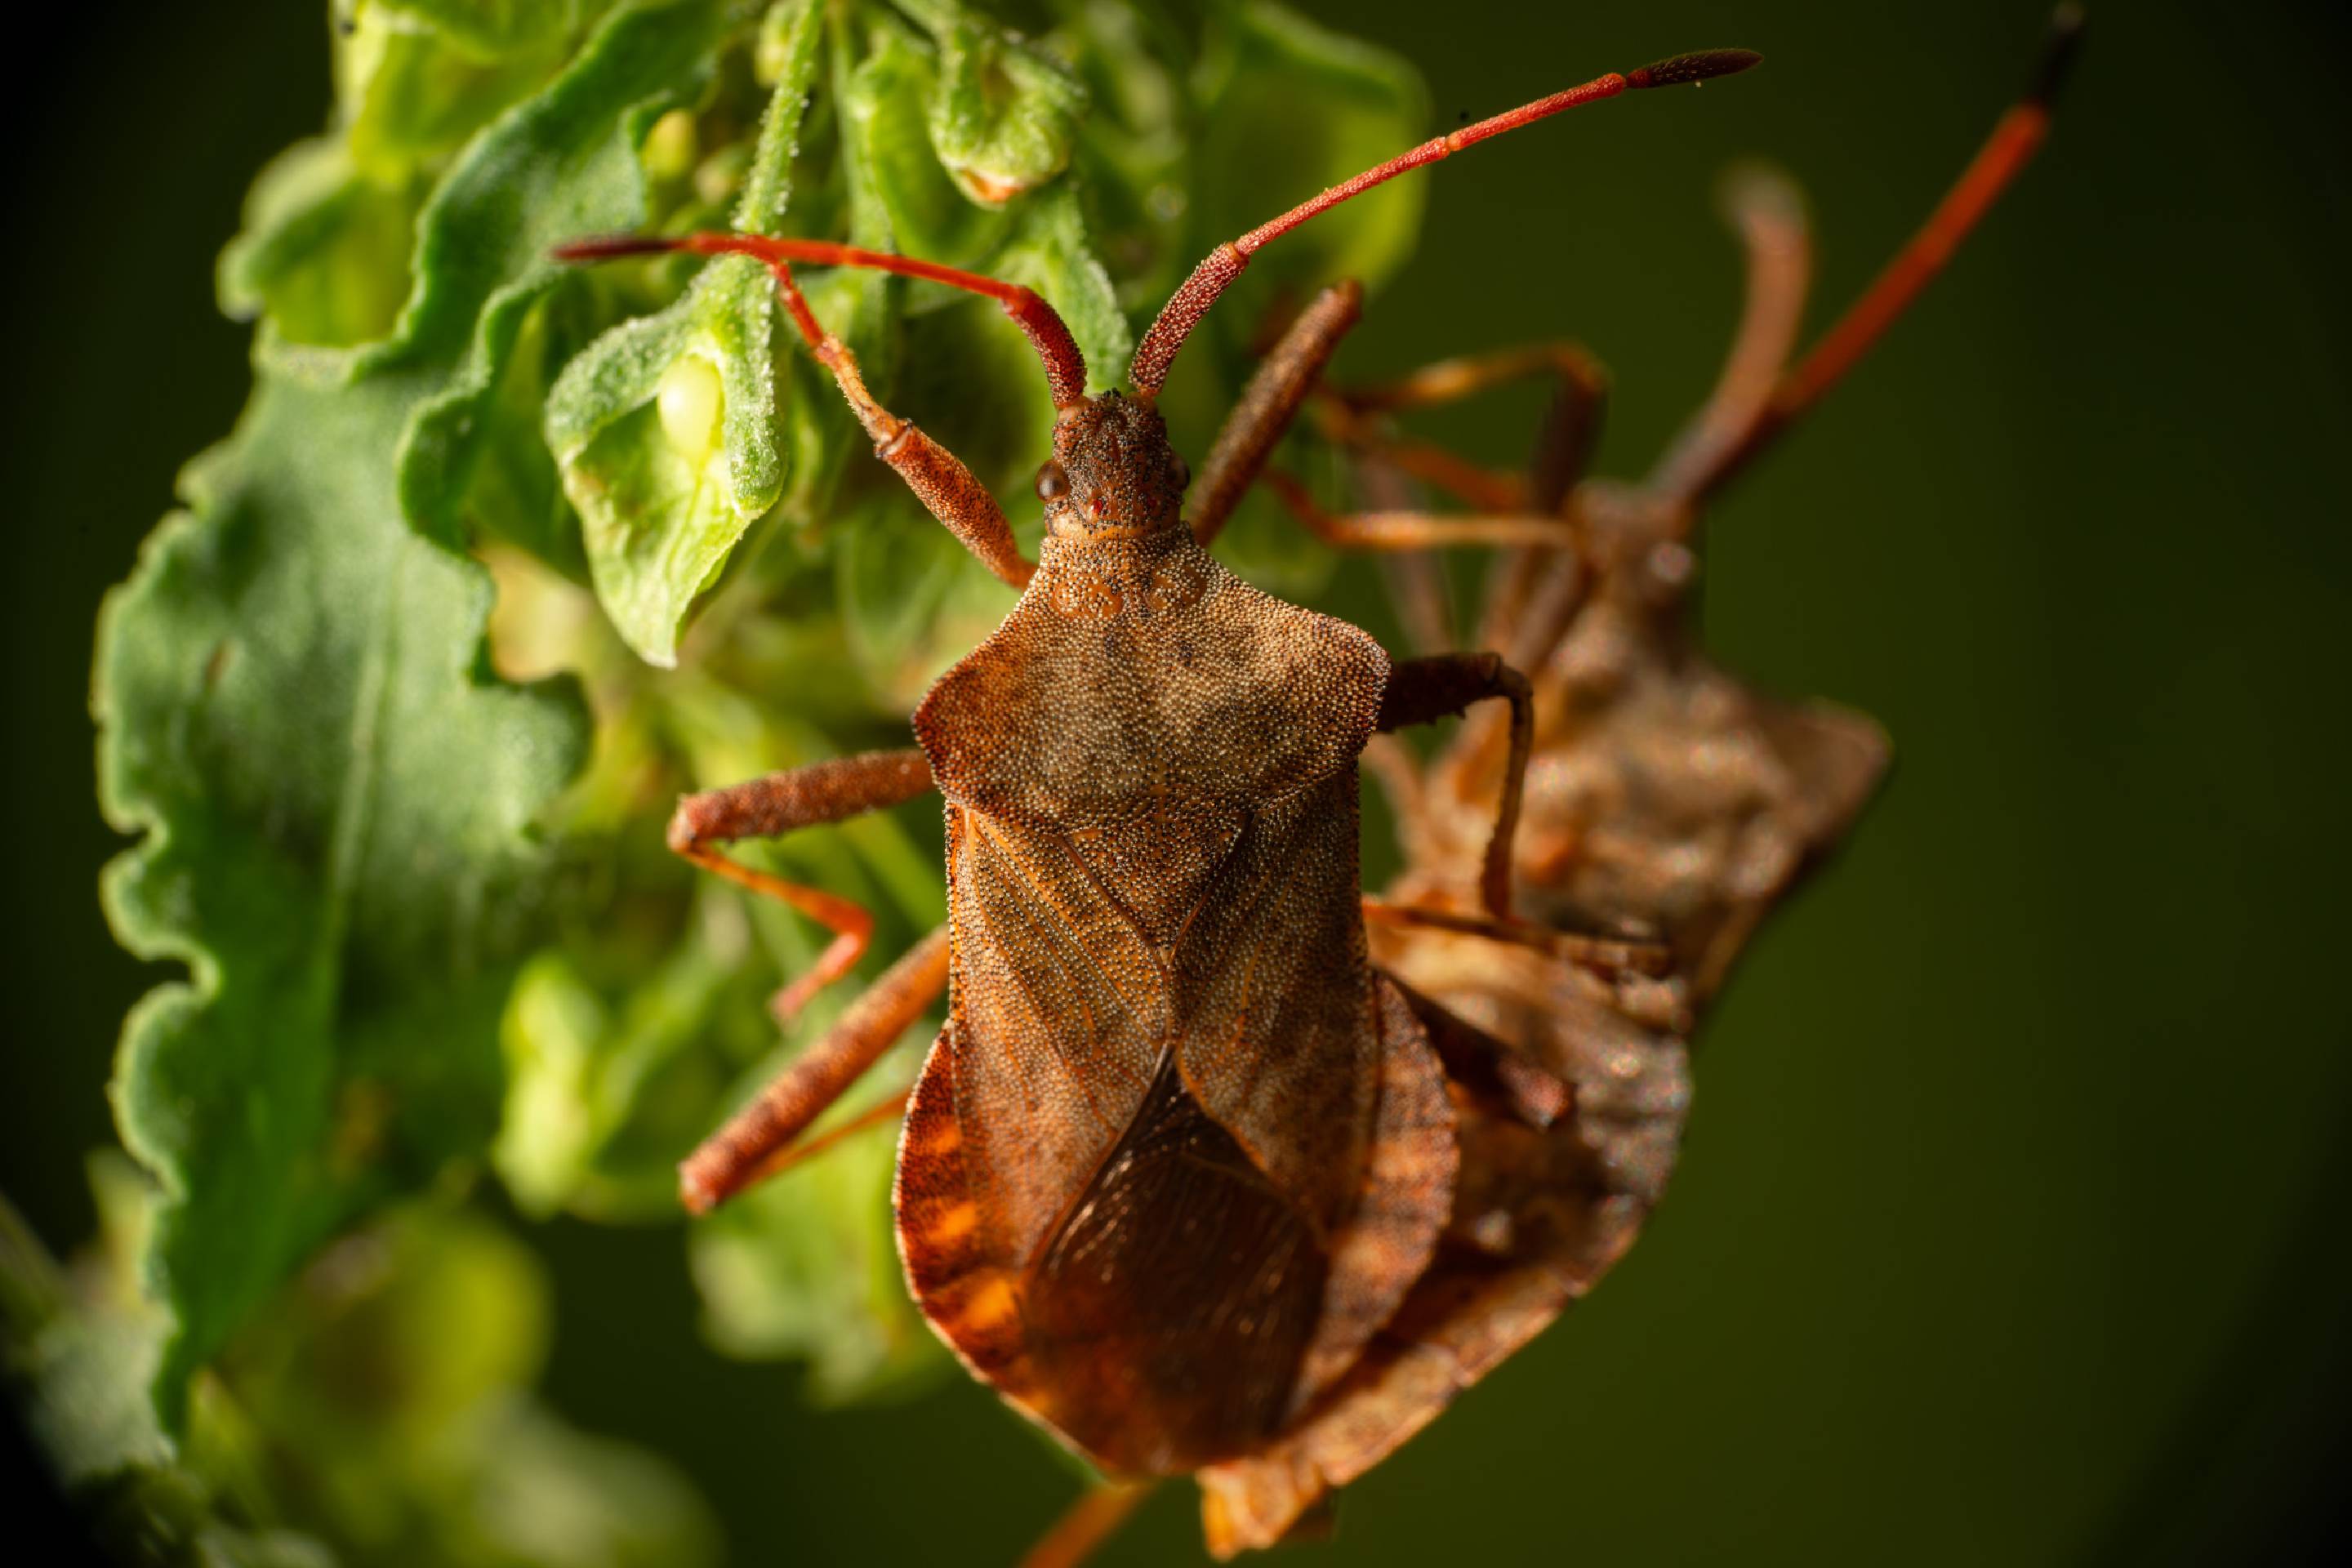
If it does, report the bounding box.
[95,370,591,1421]
[894,0,1087,205]
[385,0,747,557]
[687,1061,941,1401]
[218,140,421,348]
[1054,0,1195,314]
[1189,1,1428,360]
[497,893,774,1220]
[449,1402,720,1567]
[840,15,1012,263]
[2,1180,336,1568]
[544,0,824,664]
[221,1,606,354]
[336,0,589,182]
[214,1205,719,1568]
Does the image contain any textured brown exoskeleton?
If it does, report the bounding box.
[557,43,1765,1563]
[1180,11,2082,1548]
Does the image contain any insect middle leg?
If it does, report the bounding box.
[667,747,934,1023]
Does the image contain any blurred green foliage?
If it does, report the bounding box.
[49,1,1438,1560]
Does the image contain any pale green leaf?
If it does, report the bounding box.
[382,0,748,555]
[95,369,591,1420]
[546,257,784,665]
[894,0,1087,204]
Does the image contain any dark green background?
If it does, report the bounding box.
[5,1,2347,1562]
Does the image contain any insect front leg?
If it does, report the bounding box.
[1373,652,1534,917]
[668,747,934,1023]
[679,925,948,1214]
[797,321,1036,588]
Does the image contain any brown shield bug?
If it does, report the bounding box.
[550,14,2068,1557]
[1183,8,2081,1551]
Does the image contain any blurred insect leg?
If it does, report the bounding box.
[1672,4,2082,502]
[1375,653,1533,916]
[1357,458,1456,654]
[1322,421,1529,512]
[1191,282,1364,546]
[668,748,935,1023]
[1385,973,1571,1130]
[1361,899,1669,979]
[1321,339,1609,499]
[1330,340,1610,425]
[1261,468,1571,550]
[1482,363,1611,664]
[1018,1480,1157,1568]
[1315,341,1610,658]
[679,927,949,1215]
[1642,164,1814,505]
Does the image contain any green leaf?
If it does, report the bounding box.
[207,1203,719,1567]
[382,0,749,557]
[336,0,586,183]
[736,0,826,234]
[541,0,827,664]
[840,14,1011,265]
[95,369,591,1421]
[217,140,421,349]
[1189,1,1428,358]
[546,258,784,665]
[893,0,1087,205]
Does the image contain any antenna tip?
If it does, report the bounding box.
[2027,5,2087,108]
[1627,48,1763,91]
[549,233,678,264]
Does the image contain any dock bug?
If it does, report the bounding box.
[1184,9,2081,1550]
[556,44,1753,1477]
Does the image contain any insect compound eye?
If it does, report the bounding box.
[1170,453,1192,492]
[1034,461,1071,502]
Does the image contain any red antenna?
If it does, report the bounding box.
[553,232,1091,409]
[1128,48,1762,398]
